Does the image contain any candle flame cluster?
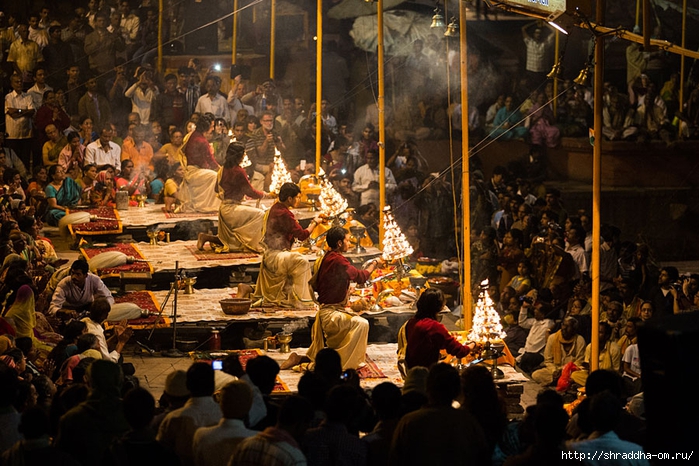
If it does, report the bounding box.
[268,149,293,195]
[240,152,252,168]
[468,279,506,343]
[319,180,348,217]
[381,206,413,261]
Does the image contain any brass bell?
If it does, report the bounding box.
[444,17,459,37]
[547,60,562,80]
[430,9,445,29]
[573,65,591,86]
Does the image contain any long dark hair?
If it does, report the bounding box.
[415,288,445,320]
[224,143,246,169]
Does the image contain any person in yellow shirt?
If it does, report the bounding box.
[120,125,154,172]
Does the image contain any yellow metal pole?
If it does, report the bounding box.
[553,30,559,116]
[232,0,238,66]
[270,0,276,79]
[377,0,386,245]
[315,0,322,175]
[680,0,687,112]
[590,0,605,372]
[157,0,163,72]
[459,0,472,332]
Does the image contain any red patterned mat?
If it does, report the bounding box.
[67,207,123,236]
[162,208,217,218]
[185,244,260,261]
[190,349,290,393]
[80,242,152,277]
[357,355,387,379]
[107,291,170,329]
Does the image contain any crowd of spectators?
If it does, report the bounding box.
[0,340,652,466]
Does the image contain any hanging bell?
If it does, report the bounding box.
[573,65,591,86]
[547,60,562,80]
[444,17,459,37]
[430,9,446,29]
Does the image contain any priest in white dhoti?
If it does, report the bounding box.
[197,143,267,253]
[177,115,222,213]
[253,183,321,308]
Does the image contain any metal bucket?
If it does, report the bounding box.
[115,190,130,210]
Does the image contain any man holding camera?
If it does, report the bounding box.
[246,110,285,174]
[516,291,555,374]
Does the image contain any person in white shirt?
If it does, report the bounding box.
[118,0,140,55]
[26,67,53,110]
[351,149,397,207]
[48,259,115,317]
[4,74,36,167]
[125,69,158,124]
[85,126,122,171]
[82,297,132,363]
[193,380,257,466]
[517,295,555,374]
[157,362,222,466]
[195,75,231,124]
[28,14,49,49]
[565,224,589,281]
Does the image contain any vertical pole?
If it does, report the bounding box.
[591,0,605,372]
[643,0,650,50]
[232,0,239,66]
[680,0,687,111]
[553,30,559,116]
[315,0,323,175]
[157,0,163,72]
[377,0,386,245]
[459,0,472,331]
[270,0,276,79]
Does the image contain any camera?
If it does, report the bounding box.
[340,370,350,381]
[212,360,223,370]
[341,169,347,174]
[519,295,534,304]
[213,63,222,72]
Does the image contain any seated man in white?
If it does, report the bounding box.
[48,259,115,318]
[254,183,321,308]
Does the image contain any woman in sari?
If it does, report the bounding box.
[44,165,81,226]
[58,131,85,177]
[491,96,529,141]
[527,93,560,148]
[42,124,69,167]
[3,284,36,339]
[197,143,267,253]
[78,116,97,145]
[115,159,148,197]
[4,284,59,352]
[77,164,98,203]
[91,169,116,206]
[178,115,221,213]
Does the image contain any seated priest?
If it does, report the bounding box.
[253,183,322,308]
[48,259,115,319]
[282,227,384,370]
[197,143,267,253]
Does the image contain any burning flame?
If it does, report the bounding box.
[381,206,413,261]
[467,279,506,343]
